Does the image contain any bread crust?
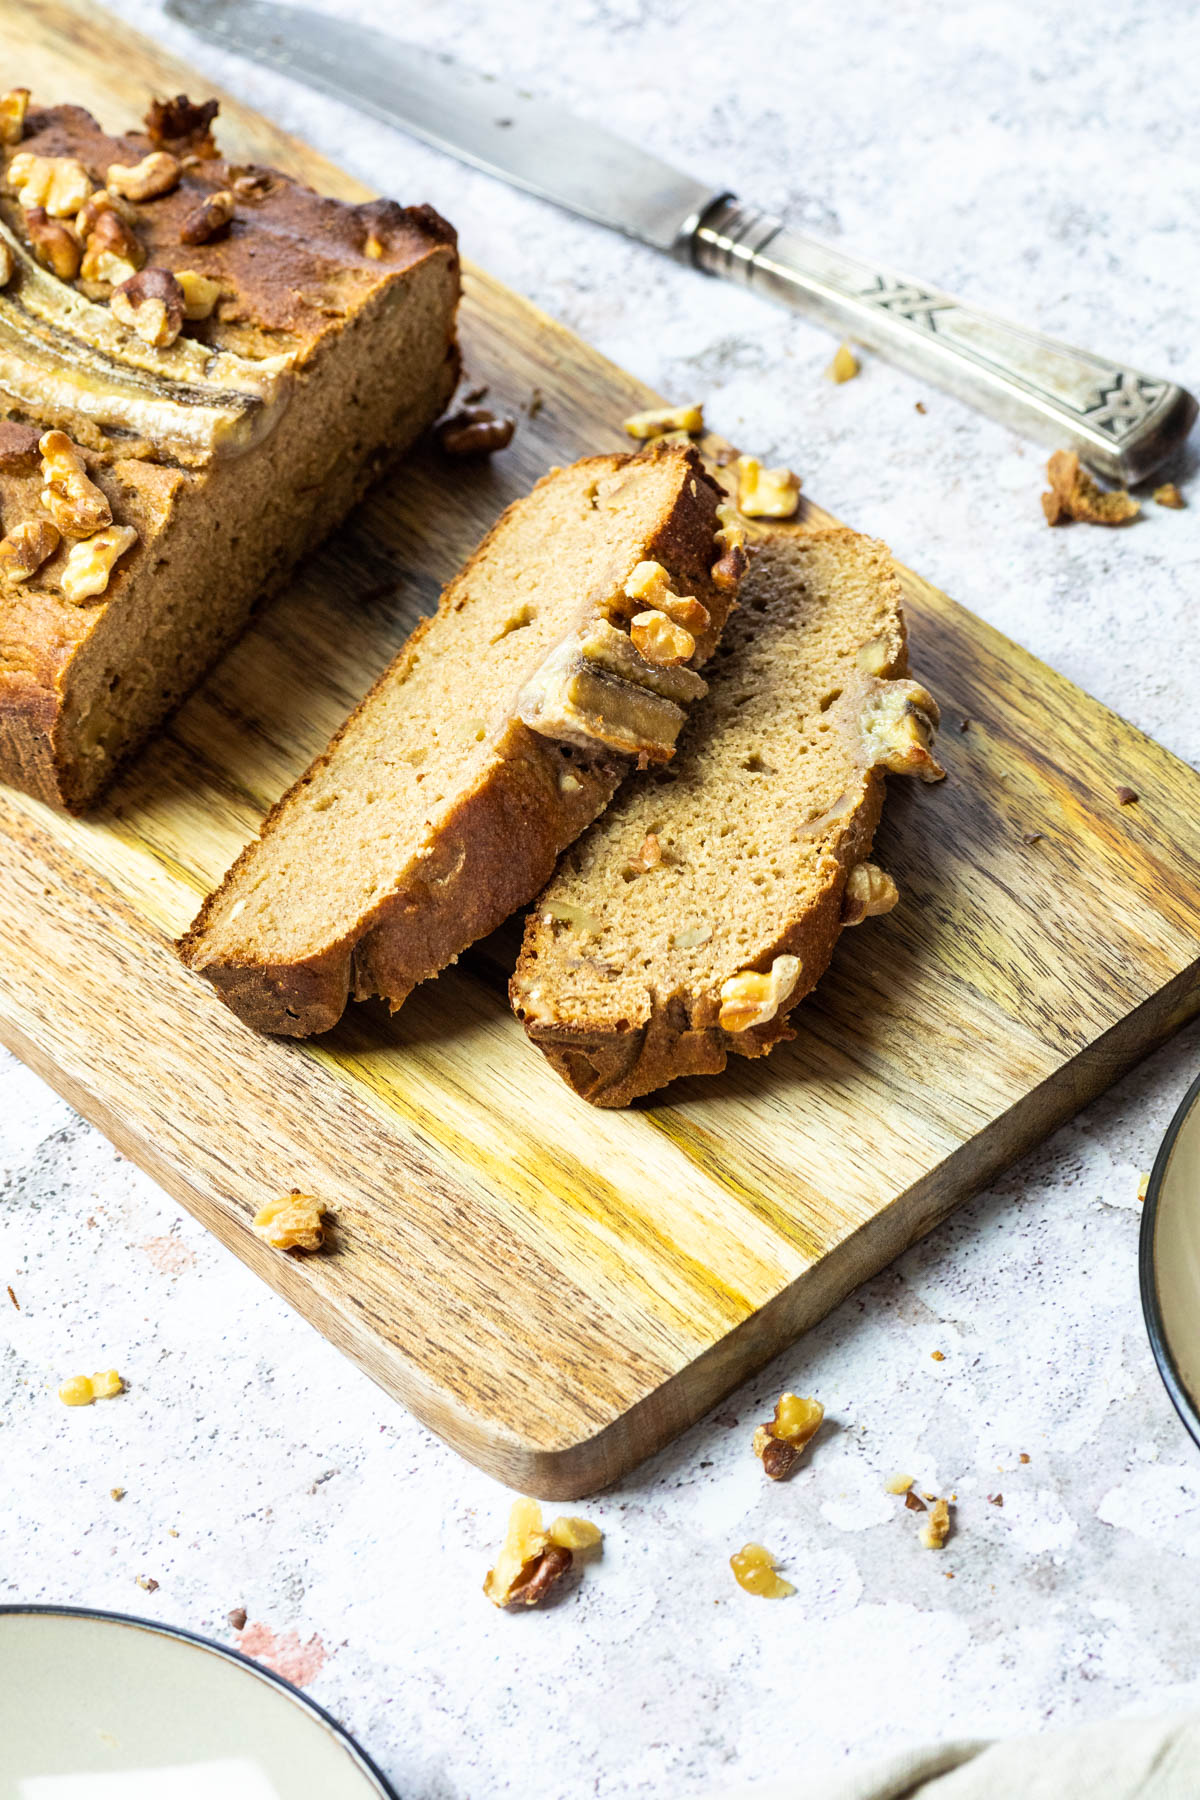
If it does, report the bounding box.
[181,447,731,1035]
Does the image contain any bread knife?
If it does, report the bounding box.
[165,0,1195,483]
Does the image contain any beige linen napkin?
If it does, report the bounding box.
[721,1710,1200,1798]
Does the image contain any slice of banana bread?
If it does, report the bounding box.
[510,528,944,1106]
[0,93,460,809]
[180,443,737,1035]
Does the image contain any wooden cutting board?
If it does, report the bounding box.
[4,0,1200,1499]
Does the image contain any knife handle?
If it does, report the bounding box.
[689,197,1195,484]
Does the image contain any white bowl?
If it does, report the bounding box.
[1141,1070,1200,1446]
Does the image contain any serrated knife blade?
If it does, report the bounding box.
[164,0,1196,481]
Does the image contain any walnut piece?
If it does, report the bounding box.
[111,267,185,348]
[735,454,801,519]
[718,954,802,1033]
[59,1369,124,1406]
[176,268,222,319]
[179,188,234,244]
[23,208,81,280]
[40,431,112,538]
[885,1472,915,1495]
[107,151,181,202]
[860,680,945,782]
[623,560,710,635]
[752,1391,824,1480]
[712,501,748,592]
[631,608,695,666]
[146,95,220,155]
[252,1192,327,1252]
[1154,482,1185,509]
[0,518,60,583]
[483,1496,603,1607]
[623,831,663,878]
[9,151,92,217]
[730,1543,795,1598]
[436,407,515,456]
[827,341,860,383]
[79,207,145,286]
[622,402,704,440]
[60,524,138,603]
[842,861,899,925]
[920,1497,951,1549]
[1042,449,1139,526]
[0,88,30,146]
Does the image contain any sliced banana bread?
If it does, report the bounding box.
[0,94,459,809]
[181,443,737,1035]
[510,528,944,1106]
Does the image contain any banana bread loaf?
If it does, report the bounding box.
[511,528,944,1105]
[0,92,460,809]
[180,442,739,1034]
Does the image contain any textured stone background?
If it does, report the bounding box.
[4,0,1200,1794]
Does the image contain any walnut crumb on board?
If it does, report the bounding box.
[252,1193,327,1252]
[1041,450,1139,526]
[1154,482,1185,508]
[622,402,704,439]
[1116,785,1139,805]
[436,407,515,457]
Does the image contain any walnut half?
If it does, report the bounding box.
[718,954,802,1034]
[40,432,112,538]
[60,525,138,604]
[0,519,60,583]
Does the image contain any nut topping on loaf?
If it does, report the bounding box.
[181,445,741,1037]
[511,528,943,1106]
[0,93,460,808]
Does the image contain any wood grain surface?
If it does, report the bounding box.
[3,0,1200,1497]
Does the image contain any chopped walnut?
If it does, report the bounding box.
[827,341,860,383]
[752,1391,824,1480]
[920,1497,951,1549]
[631,608,695,666]
[8,151,92,217]
[622,402,704,440]
[542,899,601,936]
[483,1496,602,1607]
[0,88,29,145]
[79,208,145,286]
[623,561,710,634]
[59,1369,125,1406]
[252,1191,327,1252]
[841,861,899,925]
[107,151,181,202]
[712,501,748,592]
[1042,449,1139,526]
[436,407,515,456]
[60,524,138,603]
[860,680,945,782]
[40,431,111,537]
[730,1543,795,1598]
[1115,785,1139,805]
[110,268,185,348]
[176,269,222,319]
[23,208,81,280]
[179,188,235,244]
[735,454,801,519]
[0,519,60,583]
[1154,481,1185,509]
[40,431,112,538]
[623,832,663,878]
[885,1472,915,1495]
[719,954,802,1034]
[146,95,220,155]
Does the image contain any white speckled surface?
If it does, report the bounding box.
[3,1,1200,1793]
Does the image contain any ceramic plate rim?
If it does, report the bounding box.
[0,1603,400,1800]
[1139,1066,1200,1451]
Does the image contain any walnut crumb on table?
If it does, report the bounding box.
[483,1498,603,1608]
[1154,482,1185,508]
[920,1498,952,1549]
[826,341,860,383]
[1041,449,1139,526]
[752,1392,825,1480]
[58,1370,124,1406]
[884,1473,915,1495]
[621,402,704,439]
[730,1543,795,1598]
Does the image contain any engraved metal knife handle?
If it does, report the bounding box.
[689,198,1196,485]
